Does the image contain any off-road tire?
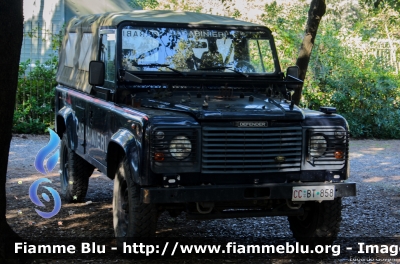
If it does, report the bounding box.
[60,133,94,203]
[113,158,157,250]
[288,198,342,245]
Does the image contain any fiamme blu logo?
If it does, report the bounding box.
[29,128,62,218]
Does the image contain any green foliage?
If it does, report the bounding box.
[261,2,307,70]
[356,1,400,40]
[128,0,159,9]
[14,56,58,134]
[262,1,400,138]
[14,25,63,134]
[360,0,400,12]
[304,44,400,138]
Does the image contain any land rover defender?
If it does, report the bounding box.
[55,10,356,247]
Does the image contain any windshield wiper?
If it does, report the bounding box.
[136,63,186,76]
[198,66,248,78]
[140,98,197,117]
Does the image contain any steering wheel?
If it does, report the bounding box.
[235,60,256,73]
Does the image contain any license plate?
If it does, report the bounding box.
[292,186,335,201]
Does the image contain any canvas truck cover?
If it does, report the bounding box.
[56,10,267,93]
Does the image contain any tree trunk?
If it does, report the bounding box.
[292,0,326,106]
[0,0,24,262]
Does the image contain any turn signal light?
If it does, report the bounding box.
[334,151,344,159]
[154,153,165,161]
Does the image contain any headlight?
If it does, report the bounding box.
[309,134,327,157]
[169,136,192,160]
[155,131,165,139]
[334,128,346,139]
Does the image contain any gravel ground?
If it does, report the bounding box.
[5,135,400,263]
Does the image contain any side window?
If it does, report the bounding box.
[248,39,275,73]
[101,34,116,83]
[65,33,77,67]
[79,33,93,71]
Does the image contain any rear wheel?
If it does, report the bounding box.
[113,158,157,250]
[60,134,94,202]
[288,198,342,245]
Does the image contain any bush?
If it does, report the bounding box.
[301,31,400,138]
[262,1,400,138]
[13,55,57,134]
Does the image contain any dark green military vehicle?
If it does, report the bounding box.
[55,10,356,247]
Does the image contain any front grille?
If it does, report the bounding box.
[202,127,302,173]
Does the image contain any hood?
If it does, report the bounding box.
[141,93,305,121]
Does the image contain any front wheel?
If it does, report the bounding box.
[60,134,94,203]
[288,198,342,245]
[113,158,157,250]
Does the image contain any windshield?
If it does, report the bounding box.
[120,26,276,74]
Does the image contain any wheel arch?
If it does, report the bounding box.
[107,129,140,183]
[56,106,73,144]
[56,114,66,139]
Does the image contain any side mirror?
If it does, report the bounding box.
[286,66,299,79]
[286,66,301,90]
[89,61,105,86]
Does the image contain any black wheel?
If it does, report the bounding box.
[60,133,94,203]
[288,198,342,245]
[113,158,157,249]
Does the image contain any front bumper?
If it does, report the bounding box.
[141,182,356,204]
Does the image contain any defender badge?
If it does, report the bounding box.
[275,156,286,163]
[236,121,268,127]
